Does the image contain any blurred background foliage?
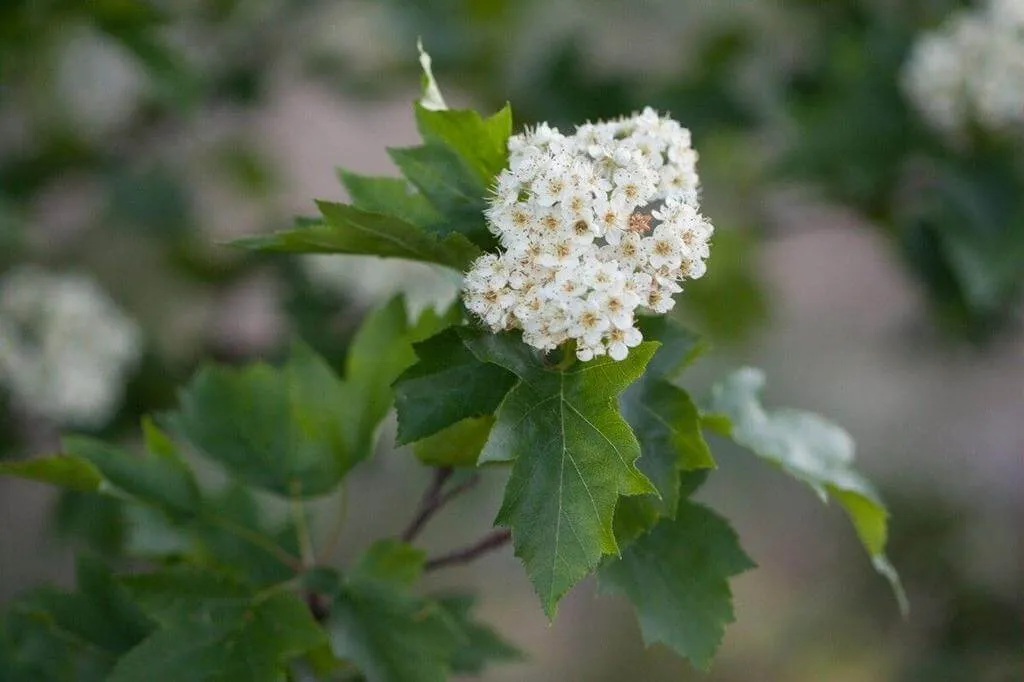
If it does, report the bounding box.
[0,1,1020,681]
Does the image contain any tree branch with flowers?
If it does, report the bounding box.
[0,44,905,682]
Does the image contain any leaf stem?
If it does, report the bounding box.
[320,484,349,561]
[423,528,512,572]
[291,481,316,568]
[401,467,480,543]
[206,513,304,573]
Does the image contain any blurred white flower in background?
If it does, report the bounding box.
[0,267,143,428]
[301,255,460,315]
[903,0,1024,137]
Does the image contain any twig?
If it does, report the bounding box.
[401,467,481,543]
[423,529,512,572]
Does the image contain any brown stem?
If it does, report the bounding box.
[423,529,512,572]
[400,468,480,543]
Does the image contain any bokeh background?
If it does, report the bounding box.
[1,1,1021,680]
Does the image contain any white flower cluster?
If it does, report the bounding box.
[0,267,142,428]
[463,108,712,362]
[902,0,1024,137]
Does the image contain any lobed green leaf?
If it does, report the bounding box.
[463,330,657,617]
[393,327,516,445]
[233,202,481,272]
[599,501,755,670]
[708,367,907,613]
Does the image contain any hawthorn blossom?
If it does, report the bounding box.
[903,0,1024,137]
[0,267,142,427]
[463,108,713,361]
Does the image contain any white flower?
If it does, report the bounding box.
[0,267,142,427]
[903,0,1024,137]
[605,326,643,361]
[463,108,714,361]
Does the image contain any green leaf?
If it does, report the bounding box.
[388,145,496,250]
[233,202,480,272]
[167,341,355,498]
[33,557,153,656]
[188,484,298,587]
[0,455,103,492]
[0,557,153,681]
[169,298,437,498]
[435,595,523,674]
[337,171,441,228]
[63,424,201,518]
[393,327,516,444]
[326,543,462,682]
[112,571,325,682]
[462,331,658,616]
[350,540,426,587]
[708,367,907,613]
[599,501,755,670]
[414,103,512,184]
[413,416,495,467]
[619,318,714,521]
[342,297,428,459]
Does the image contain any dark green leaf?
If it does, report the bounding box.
[326,543,462,682]
[63,422,201,518]
[234,202,480,272]
[616,317,712,533]
[111,571,325,682]
[0,557,153,681]
[33,557,153,656]
[0,455,103,492]
[708,367,907,613]
[436,595,522,674]
[463,331,657,616]
[599,501,755,670]
[393,327,516,444]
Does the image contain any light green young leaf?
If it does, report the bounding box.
[343,298,456,459]
[462,331,658,617]
[599,501,755,670]
[708,367,907,613]
[112,569,325,682]
[233,202,480,272]
[393,327,516,445]
[63,422,201,519]
[0,455,103,492]
[435,595,523,674]
[413,416,495,468]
